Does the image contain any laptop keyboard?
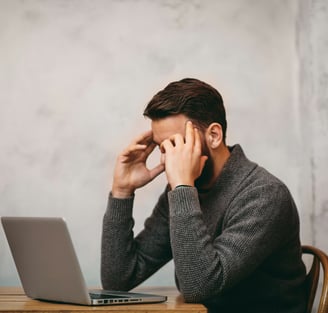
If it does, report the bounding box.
[89,293,128,299]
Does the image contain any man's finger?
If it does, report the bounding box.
[169,134,184,147]
[149,163,165,180]
[144,141,157,156]
[132,130,153,145]
[194,127,202,154]
[122,144,147,157]
[185,120,195,147]
[160,139,173,153]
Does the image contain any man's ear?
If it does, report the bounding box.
[206,123,223,149]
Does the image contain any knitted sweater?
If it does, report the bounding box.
[101,145,307,313]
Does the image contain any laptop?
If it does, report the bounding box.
[1,216,167,306]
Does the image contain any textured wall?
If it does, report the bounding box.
[297,0,328,252]
[0,0,319,287]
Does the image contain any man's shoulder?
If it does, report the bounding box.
[247,162,287,189]
[227,145,297,212]
[225,144,290,195]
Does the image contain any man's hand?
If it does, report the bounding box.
[112,130,165,198]
[160,121,208,189]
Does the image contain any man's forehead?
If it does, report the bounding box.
[152,131,182,146]
[150,115,189,144]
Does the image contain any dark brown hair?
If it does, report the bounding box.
[143,78,227,143]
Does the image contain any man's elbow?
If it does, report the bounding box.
[178,280,221,304]
[180,287,210,303]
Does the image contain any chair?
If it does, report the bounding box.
[302,245,328,313]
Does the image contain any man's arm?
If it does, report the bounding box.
[101,189,172,290]
[167,182,300,303]
[101,131,167,290]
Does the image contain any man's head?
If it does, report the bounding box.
[144,78,229,190]
[143,78,227,144]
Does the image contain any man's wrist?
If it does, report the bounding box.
[173,184,194,190]
[111,187,135,199]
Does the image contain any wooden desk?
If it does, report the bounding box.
[0,287,207,313]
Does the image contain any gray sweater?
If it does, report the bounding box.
[101,145,307,313]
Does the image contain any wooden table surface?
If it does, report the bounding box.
[0,286,207,313]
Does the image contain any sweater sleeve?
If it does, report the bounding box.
[168,183,299,303]
[101,190,172,291]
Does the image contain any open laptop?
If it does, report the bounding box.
[1,216,167,306]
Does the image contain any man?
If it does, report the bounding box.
[101,78,307,313]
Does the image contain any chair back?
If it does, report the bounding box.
[302,245,328,313]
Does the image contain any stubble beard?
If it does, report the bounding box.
[194,141,214,191]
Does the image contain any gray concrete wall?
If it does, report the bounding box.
[297,0,328,253]
[0,0,326,289]
[297,2,328,309]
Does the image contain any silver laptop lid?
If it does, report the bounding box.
[1,217,92,305]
